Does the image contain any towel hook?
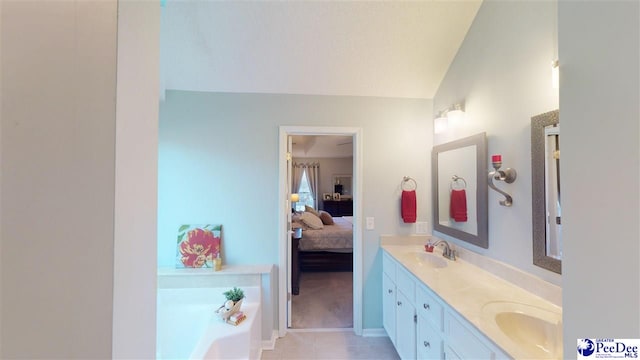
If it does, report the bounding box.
[401,176,417,191]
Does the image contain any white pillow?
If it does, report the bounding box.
[300,212,324,230]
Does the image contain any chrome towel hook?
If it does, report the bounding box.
[402,176,417,191]
[450,175,467,190]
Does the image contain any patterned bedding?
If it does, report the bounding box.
[298,217,353,252]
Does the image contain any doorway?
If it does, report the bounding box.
[290,135,354,329]
[277,126,363,337]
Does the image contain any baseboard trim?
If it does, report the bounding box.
[261,330,279,350]
[287,327,354,333]
[362,328,388,337]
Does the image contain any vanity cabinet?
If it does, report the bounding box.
[445,310,500,359]
[396,290,416,360]
[416,284,444,359]
[383,252,416,359]
[382,272,396,346]
[418,317,443,359]
[382,251,509,360]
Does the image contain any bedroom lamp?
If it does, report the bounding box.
[290,193,299,212]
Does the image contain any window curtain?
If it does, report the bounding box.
[306,163,320,209]
[291,162,320,209]
[292,163,305,194]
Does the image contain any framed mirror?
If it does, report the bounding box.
[532,110,561,274]
[332,174,352,197]
[432,133,488,248]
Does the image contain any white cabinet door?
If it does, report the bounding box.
[417,316,443,360]
[396,290,416,360]
[444,346,462,360]
[383,272,397,345]
[445,311,494,359]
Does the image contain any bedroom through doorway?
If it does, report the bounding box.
[290,135,354,329]
[277,126,363,336]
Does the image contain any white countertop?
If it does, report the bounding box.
[381,244,562,360]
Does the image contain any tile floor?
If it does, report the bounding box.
[261,330,400,360]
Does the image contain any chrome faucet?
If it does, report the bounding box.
[431,239,456,261]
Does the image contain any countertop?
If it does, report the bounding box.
[381,244,562,360]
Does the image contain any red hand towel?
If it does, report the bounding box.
[401,190,417,223]
[450,189,468,222]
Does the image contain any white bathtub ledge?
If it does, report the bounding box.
[190,302,262,360]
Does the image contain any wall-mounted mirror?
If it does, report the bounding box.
[333,174,352,196]
[432,133,488,248]
[532,110,561,274]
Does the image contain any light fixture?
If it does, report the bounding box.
[433,103,466,134]
[551,59,559,89]
[446,103,466,127]
[434,111,448,134]
[290,193,299,212]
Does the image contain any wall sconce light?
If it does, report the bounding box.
[433,103,466,134]
[434,111,448,134]
[446,103,466,127]
[488,154,517,207]
[551,59,559,89]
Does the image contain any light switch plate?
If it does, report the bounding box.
[366,217,375,230]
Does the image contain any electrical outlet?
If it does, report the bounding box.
[366,217,375,230]
[416,221,428,234]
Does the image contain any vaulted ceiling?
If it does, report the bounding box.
[160,0,482,99]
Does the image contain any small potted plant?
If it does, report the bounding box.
[224,287,245,307]
[216,287,245,320]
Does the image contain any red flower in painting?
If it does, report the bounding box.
[179,229,220,268]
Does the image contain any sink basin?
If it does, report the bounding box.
[482,301,562,359]
[407,251,448,269]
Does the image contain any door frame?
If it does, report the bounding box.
[278,126,363,337]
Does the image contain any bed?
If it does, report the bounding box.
[291,216,353,295]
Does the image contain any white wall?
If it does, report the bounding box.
[113,1,159,358]
[158,91,432,329]
[559,1,640,357]
[1,1,117,357]
[433,1,561,285]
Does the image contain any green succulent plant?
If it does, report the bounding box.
[223,287,245,302]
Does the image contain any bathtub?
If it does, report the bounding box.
[157,286,262,360]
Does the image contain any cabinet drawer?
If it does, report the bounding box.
[382,252,396,281]
[417,318,443,360]
[396,265,415,302]
[446,312,493,359]
[416,285,444,332]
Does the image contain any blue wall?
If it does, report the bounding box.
[433,0,561,285]
[158,91,432,329]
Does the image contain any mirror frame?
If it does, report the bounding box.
[432,132,488,248]
[531,109,561,274]
[332,174,352,196]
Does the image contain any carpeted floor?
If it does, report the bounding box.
[291,271,353,329]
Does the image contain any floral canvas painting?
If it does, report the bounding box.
[176,224,222,268]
